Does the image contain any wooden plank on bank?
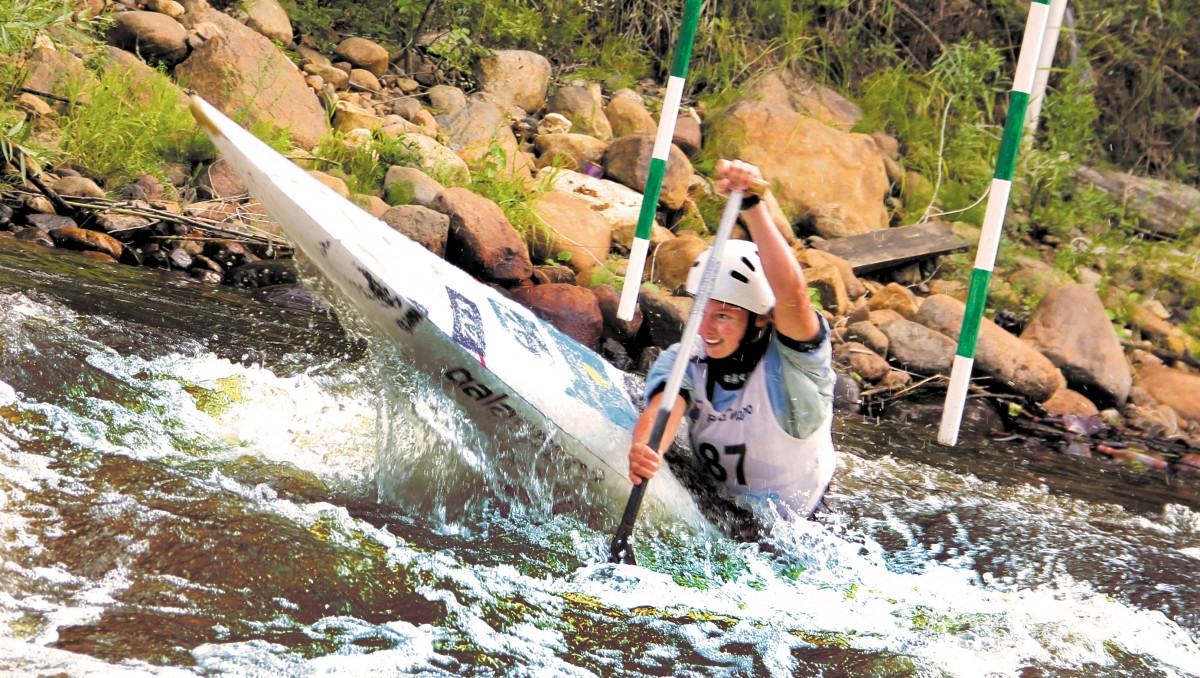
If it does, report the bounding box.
[809,221,970,274]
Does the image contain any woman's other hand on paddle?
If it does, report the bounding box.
[629,442,662,485]
[714,158,762,197]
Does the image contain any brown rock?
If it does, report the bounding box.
[529,191,613,272]
[531,265,578,285]
[845,320,889,356]
[915,294,1065,402]
[176,8,328,148]
[705,100,889,231]
[436,97,531,181]
[794,245,865,300]
[835,342,890,382]
[355,194,391,218]
[534,133,608,172]
[307,170,349,198]
[22,47,94,101]
[546,85,612,141]
[348,68,381,93]
[107,11,188,65]
[604,89,657,138]
[333,37,389,77]
[1135,365,1200,424]
[380,204,449,257]
[52,176,105,198]
[94,212,153,236]
[196,158,247,199]
[507,284,603,350]
[14,228,55,248]
[878,318,956,376]
[806,265,851,316]
[868,282,920,318]
[383,166,444,207]
[880,370,912,390]
[649,231,708,291]
[638,289,686,349]
[473,50,552,113]
[593,284,642,344]
[602,134,693,210]
[49,227,123,259]
[672,114,702,157]
[434,187,533,285]
[1041,389,1101,418]
[1020,283,1132,405]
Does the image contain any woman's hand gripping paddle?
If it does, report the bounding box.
[607,178,767,565]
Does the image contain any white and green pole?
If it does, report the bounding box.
[1025,0,1070,136]
[617,0,703,321]
[938,0,1053,447]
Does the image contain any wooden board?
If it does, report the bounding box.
[809,221,970,274]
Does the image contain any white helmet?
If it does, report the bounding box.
[685,239,775,315]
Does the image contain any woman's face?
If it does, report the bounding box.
[699,301,752,359]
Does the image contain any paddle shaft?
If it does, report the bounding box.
[608,188,747,565]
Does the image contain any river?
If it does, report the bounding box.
[0,239,1197,677]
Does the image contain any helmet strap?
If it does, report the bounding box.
[702,312,771,399]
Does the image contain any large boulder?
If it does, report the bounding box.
[705,100,889,232]
[1020,283,1132,406]
[176,8,327,148]
[878,318,956,375]
[242,0,292,45]
[538,168,658,234]
[473,50,551,113]
[390,133,470,180]
[750,71,862,131]
[507,284,603,350]
[22,47,94,101]
[546,85,612,141]
[604,89,657,138]
[380,204,449,257]
[533,133,608,172]
[649,231,708,290]
[529,192,612,273]
[333,37,388,77]
[97,46,189,108]
[915,294,1065,402]
[1134,365,1200,424]
[383,166,444,207]
[107,11,189,65]
[433,188,533,285]
[592,284,641,344]
[602,134,693,210]
[436,96,531,180]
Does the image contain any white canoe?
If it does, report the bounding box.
[189,97,707,528]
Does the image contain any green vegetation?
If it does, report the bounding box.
[56,64,214,186]
[0,0,1196,344]
[308,130,421,197]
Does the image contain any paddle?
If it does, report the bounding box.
[607,178,767,565]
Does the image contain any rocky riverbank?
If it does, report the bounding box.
[4,0,1200,482]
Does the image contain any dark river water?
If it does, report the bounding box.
[0,239,1197,677]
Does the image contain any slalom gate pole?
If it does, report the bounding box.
[937,0,1053,447]
[616,0,703,321]
[1025,0,1069,135]
[608,185,751,565]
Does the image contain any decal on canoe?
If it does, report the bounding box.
[487,297,549,357]
[352,265,426,333]
[446,287,486,361]
[561,341,636,430]
[444,366,517,419]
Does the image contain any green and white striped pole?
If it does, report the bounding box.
[938,0,1053,446]
[617,0,703,321]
